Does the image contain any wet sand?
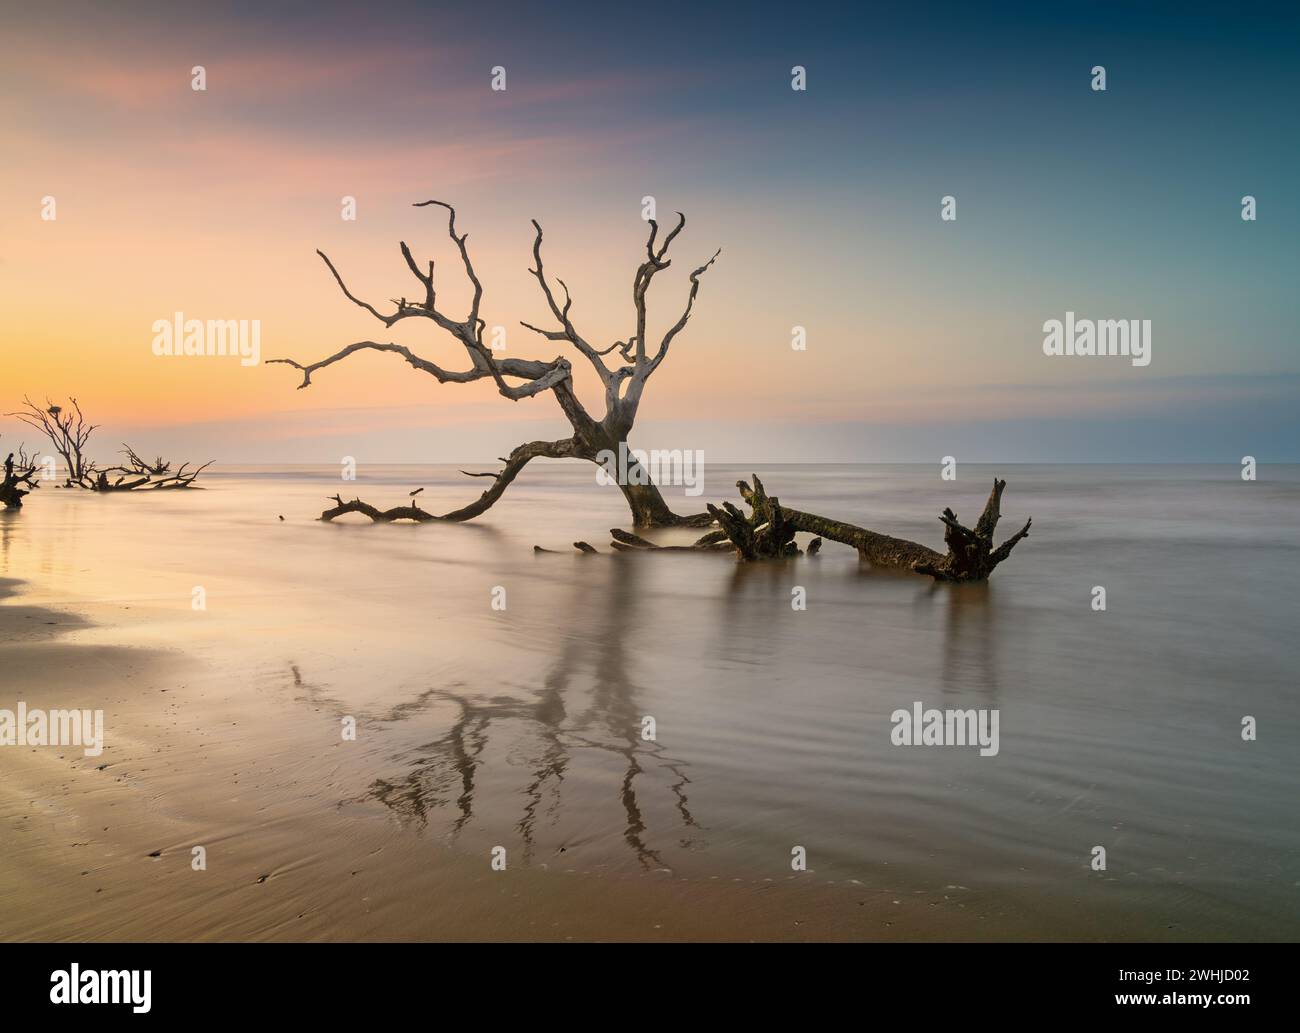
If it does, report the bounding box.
[0,579,1236,943]
[0,583,1016,942]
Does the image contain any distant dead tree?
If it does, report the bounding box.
[0,440,40,509]
[5,396,211,491]
[121,444,171,476]
[6,396,96,486]
[271,200,719,527]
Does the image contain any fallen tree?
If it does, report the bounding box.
[93,445,213,491]
[545,474,1031,582]
[270,200,719,527]
[731,474,1031,580]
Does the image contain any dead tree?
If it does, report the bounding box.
[94,444,211,491]
[270,200,719,527]
[5,396,96,486]
[0,441,39,509]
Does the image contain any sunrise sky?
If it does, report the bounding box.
[2,0,1297,462]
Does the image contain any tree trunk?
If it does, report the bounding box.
[614,477,683,527]
[600,439,708,527]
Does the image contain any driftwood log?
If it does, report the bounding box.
[732,474,1031,581]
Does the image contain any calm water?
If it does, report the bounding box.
[3,463,1298,938]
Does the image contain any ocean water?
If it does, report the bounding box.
[2,462,1298,939]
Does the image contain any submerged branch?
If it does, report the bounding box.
[317,438,580,523]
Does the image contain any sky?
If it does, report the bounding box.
[1,0,1297,462]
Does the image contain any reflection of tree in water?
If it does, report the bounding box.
[939,581,999,701]
[362,559,700,869]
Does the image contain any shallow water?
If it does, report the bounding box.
[2,463,1298,939]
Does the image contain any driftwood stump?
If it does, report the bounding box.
[1,444,39,509]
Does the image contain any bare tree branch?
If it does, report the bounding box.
[318,438,579,522]
[643,248,721,378]
[631,215,684,365]
[270,340,492,390]
[521,219,613,386]
[412,199,484,329]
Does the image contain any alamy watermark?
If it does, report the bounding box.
[50,965,150,1013]
[1043,311,1151,367]
[891,701,999,757]
[0,702,104,757]
[595,443,705,497]
[151,312,260,366]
